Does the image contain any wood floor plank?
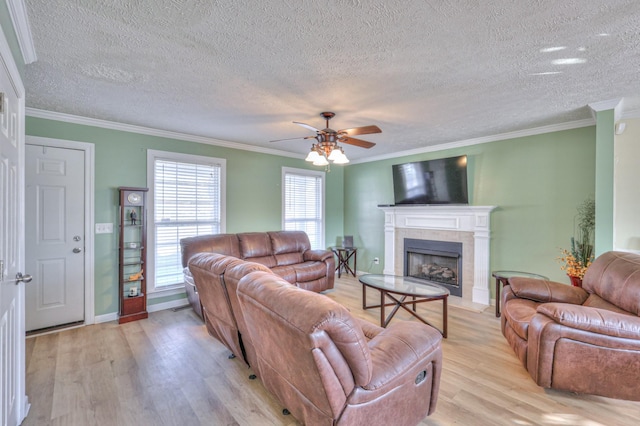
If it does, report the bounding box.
[21,274,640,425]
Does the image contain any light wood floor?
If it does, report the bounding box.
[23,275,640,426]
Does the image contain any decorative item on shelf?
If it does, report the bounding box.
[128,269,143,281]
[557,197,595,286]
[129,287,139,297]
[130,209,137,225]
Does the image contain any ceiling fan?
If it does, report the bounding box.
[270,112,381,166]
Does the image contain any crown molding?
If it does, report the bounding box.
[5,0,37,64]
[26,108,305,159]
[0,8,24,97]
[588,98,623,121]
[27,108,596,166]
[621,108,640,120]
[351,118,595,165]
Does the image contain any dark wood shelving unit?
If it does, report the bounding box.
[118,187,149,324]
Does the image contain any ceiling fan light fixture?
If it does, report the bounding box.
[305,147,320,162]
[313,155,329,166]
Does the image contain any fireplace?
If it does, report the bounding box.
[404,238,463,296]
[379,205,496,306]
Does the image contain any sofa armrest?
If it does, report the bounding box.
[537,303,640,339]
[354,317,384,341]
[364,321,442,390]
[509,277,588,305]
[304,249,334,262]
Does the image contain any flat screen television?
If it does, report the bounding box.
[392,155,468,205]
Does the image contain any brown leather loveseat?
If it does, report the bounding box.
[501,251,640,400]
[180,231,335,318]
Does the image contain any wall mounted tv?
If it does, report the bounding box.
[392,155,469,205]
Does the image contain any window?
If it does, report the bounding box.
[282,167,325,249]
[147,150,226,292]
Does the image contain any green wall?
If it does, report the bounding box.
[594,109,615,256]
[26,117,344,316]
[344,127,596,294]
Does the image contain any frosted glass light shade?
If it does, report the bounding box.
[327,147,341,161]
[313,155,329,166]
[305,150,320,162]
[333,152,349,164]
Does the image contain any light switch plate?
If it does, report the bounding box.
[95,223,113,234]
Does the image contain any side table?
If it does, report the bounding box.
[492,270,548,317]
[331,247,357,278]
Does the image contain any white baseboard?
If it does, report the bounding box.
[148,298,190,313]
[94,312,118,324]
[93,298,189,324]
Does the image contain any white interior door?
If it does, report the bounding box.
[25,145,85,331]
[0,38,28,425]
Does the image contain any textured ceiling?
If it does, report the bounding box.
[23,0,640,161]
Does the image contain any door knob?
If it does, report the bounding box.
[15,272,33,284]
[73,247,82,253]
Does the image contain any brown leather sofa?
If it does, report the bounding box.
[181,231,335,319]
[236,269,442,425]
[501,251,640,400]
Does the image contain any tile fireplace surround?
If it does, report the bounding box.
[379,205,496,307]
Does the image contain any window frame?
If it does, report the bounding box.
[146,149,226,295]
[281,167,325,249]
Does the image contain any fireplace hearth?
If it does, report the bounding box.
[404,238,463,296]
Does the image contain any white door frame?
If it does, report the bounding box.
[25,136,95,325]
[0,20,28,424]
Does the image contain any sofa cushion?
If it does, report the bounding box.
[536,303,640,339]
[181,233,240,267]
[583,294,631,314]
[269,265,296,283]
[238,232,277,267]
[238,232,273,257]
[582,251,640,315]
[502,298,539,340]
[269,231,310,265]
[295,261,327,283]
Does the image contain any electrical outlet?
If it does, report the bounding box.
[373,257,380,265]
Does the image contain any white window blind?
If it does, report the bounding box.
[283,168,324,249]
[151,154,225,288]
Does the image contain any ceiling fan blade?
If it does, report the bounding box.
[338,125,382,136]
[340,136,376,149]
[293,121,321,133]
[269,135,316,143]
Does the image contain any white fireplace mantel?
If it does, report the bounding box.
[379,205,496,305]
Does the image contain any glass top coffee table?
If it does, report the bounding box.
[358,274,450,338]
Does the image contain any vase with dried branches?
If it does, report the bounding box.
[558,198,595,285]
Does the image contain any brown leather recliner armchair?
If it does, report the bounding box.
[501,251,640,400]
[237,270,443,425]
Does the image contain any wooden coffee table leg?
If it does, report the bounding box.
[380,290,385,327]
[443,296,448,338]
[495,277,501,317]
[362,284,366,310]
